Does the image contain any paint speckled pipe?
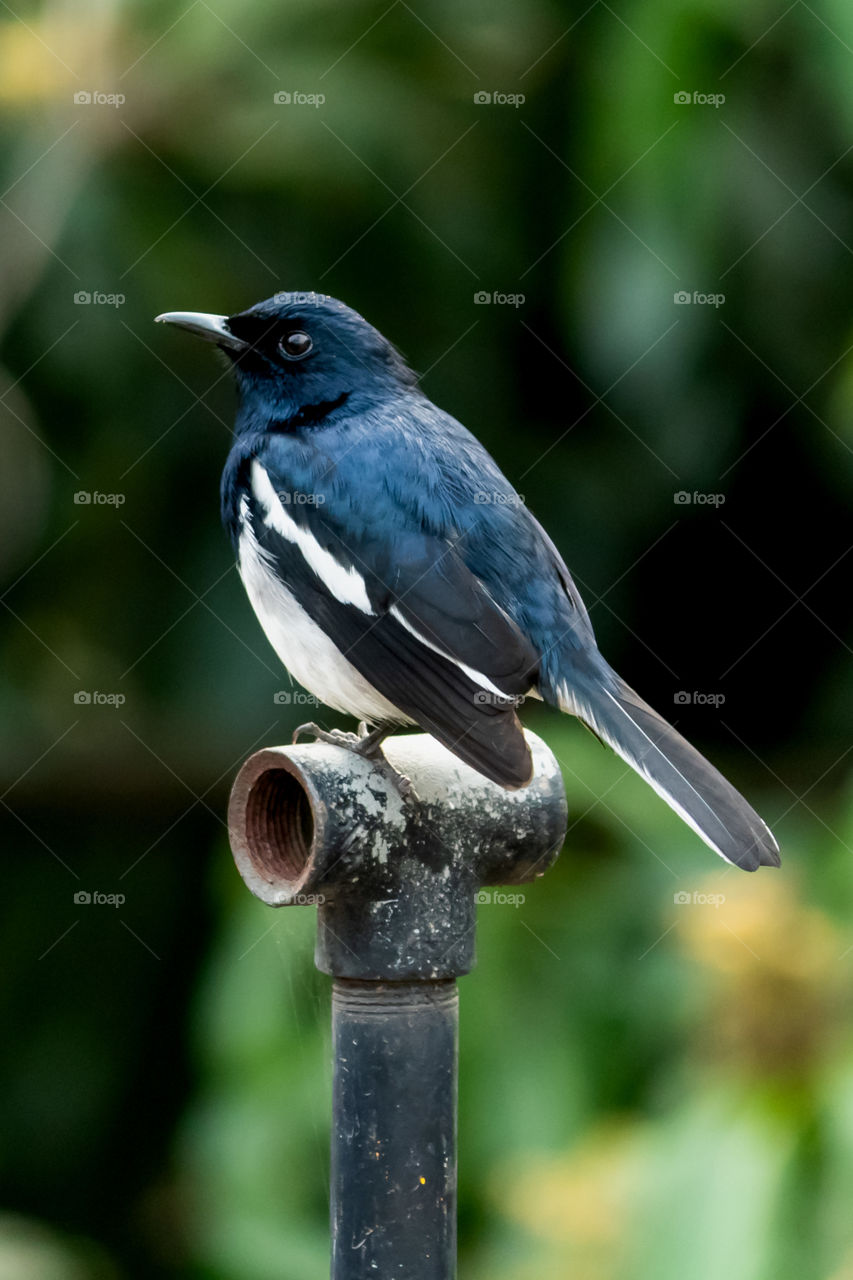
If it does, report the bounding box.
[227,730,567,1280]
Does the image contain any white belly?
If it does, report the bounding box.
[238,525,409,725]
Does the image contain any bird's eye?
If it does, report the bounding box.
[278,331,313,360]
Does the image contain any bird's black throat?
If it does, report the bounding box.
[271,391,351,432]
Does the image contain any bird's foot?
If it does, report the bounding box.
[292,721,419,804]
[292,722,362,750]
[353,723,421,804]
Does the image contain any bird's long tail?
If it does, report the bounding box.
[556,657,780,871]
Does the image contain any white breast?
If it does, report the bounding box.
[238,519,409,725]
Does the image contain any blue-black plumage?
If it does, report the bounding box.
[155,292,780,872]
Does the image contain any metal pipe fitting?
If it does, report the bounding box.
[228,730,567,980]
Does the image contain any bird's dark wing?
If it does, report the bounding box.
[245,458,540,787]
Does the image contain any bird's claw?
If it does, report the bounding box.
[292,722,361,748]
[291,721,419,804]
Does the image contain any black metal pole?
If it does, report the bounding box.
[331,979,457,1278]
[227,731,567,1280]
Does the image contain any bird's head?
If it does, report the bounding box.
[155,292,418,425]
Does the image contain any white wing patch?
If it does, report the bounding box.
[238,506,407,725]
[389,605,514,698]
[250,460,374,614]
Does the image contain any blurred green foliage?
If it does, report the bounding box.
[0,1,852,1277]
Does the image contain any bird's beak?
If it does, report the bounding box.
[154,311,248,353]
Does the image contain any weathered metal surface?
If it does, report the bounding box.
[331,979,458,1279]
[227,730,567,980]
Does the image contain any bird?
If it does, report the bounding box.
[155,292,780,872]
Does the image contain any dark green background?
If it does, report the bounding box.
[1,2,852,1277]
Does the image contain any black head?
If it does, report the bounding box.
[155,292,418,422]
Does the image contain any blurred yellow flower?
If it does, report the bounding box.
[487,1122,646,1279]
[0,16,115,105]
[676,876,847,1073]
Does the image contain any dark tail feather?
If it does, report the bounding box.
[558,662,780,871]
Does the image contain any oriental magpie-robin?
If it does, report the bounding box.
[156,293,779,872]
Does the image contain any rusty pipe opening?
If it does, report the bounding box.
[227,751,327,904]
[245,767,314,885]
